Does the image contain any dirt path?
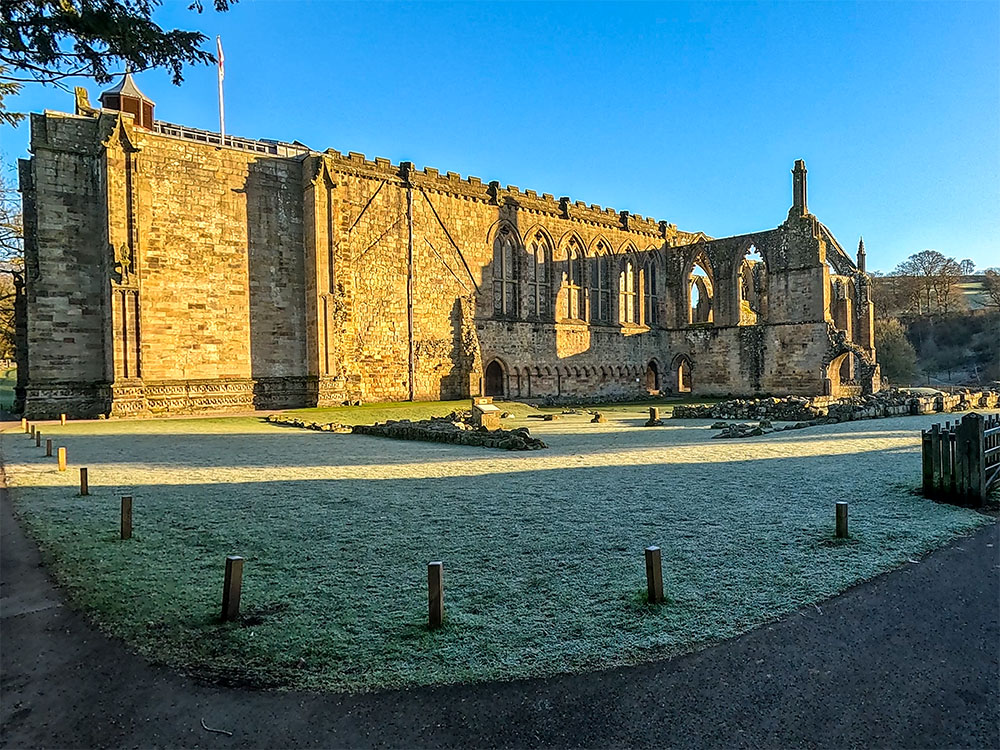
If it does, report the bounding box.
[2,481,997,749]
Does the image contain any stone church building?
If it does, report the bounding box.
[15,76,878,418]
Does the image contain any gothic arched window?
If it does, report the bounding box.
[492,230,518,318]
[688,254,714,325]
[619,257,638,324]
[738,244,767,325]
[644,260,658,325]
[590,241,612,324]
[527,232,551,319]
[565,239,585,320]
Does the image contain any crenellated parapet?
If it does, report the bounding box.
[314,147,700,243]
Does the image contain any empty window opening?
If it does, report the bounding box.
[738,245,767,325]
[688,258,714,324]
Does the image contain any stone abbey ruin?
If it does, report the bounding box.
[15,76,878,418]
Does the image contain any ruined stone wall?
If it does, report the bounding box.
[312,152,701,404]
[18,104,875,418]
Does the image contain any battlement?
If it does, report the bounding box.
[315,145,690,237]
[55,94,696,240]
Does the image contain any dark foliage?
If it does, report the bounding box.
[1,0,235,124]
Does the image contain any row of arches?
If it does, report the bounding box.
[482,355,693,399]
[492,227,661,326]
[492,226,769,328]
[687,245,767,325]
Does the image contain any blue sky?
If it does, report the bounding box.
[3,0,998,271]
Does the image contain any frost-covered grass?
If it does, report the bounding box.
[0,367,15,411]
[282,399,530,425]
[2,408,993,692]
[280,395,714,424]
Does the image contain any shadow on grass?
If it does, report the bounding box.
[5,439,988,693]
[0,415,943,474]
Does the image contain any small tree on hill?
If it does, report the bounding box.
[894,250,964,315]
[983,269,1000,312]
[875,317,918,385]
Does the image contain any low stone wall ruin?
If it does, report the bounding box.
[265,414,547,450]
[672,389,1000,428]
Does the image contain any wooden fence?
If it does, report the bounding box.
[921,412,1000,506]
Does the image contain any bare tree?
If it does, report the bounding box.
[983,269,1000,311]
[872,273,916,318]
[0,174,23,359]
[894,250,964,315]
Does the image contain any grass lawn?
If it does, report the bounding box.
[279,395,716,425]
[2,406,993,692]
[0,367,15,411]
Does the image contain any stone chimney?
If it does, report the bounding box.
[791,159,808,216]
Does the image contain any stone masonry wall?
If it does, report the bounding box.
[18,103,876,417]
[20,113,110,417]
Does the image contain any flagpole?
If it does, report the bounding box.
[217,36,226,146]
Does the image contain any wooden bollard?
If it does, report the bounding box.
[79,468,88,496]
[57,447,66,471]
[20,417,27,433]
[930,424,942,491]
[649,407,660,422]
[60,413,67,426]
[121,496,133,540]
[836,502,849,538]
[45,439,53,457]
[29,424,35,438]
[221,556,244,621]
[35,431,41,448]
[428,561,444,629]
[645,546,665,604]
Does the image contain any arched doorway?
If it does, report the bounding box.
[484,360,505,397]
[825,352,849,397]
[645,360,660,391]
[673,355,692,393]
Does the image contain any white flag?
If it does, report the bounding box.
[217,35,226,141]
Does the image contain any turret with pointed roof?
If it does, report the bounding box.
[99,72,155,129]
